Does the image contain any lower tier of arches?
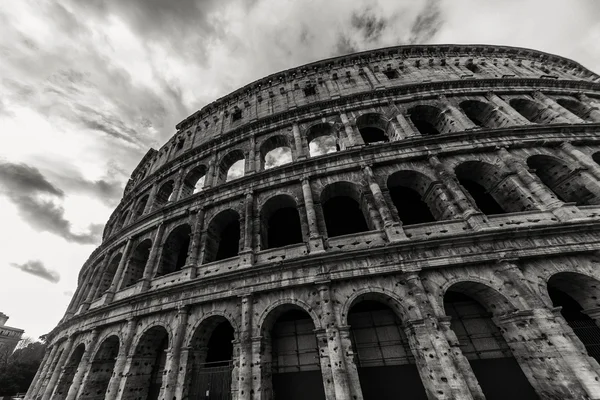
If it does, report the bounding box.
[28,252,600,400]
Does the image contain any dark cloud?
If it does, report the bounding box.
[10,260,60,283]
[0,162,63,197]
[350,8,387,42]
[408,0,443,44]
[0,162,102,244]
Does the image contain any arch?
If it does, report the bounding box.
[116,209,130,230]
[203,209,241,263]
[341,288,414,327]
[320,181,370,238]
[347,293,427,399]
[154,180,175,208]
[355,113,390,144]
[133,194,149,219]
[307,123,339,157]
[218,149,245,183]
[593,152,600,167]
[258,303,325,400]
[527,154,599,205]
[52,343,86,400]
[79,335,120,400]
[180,165,207,198]
[183,315,236,400]
[122,325,170,400]
[260,135,293,170]
[455,160,530,214]
[408,105,449,136]
[386,170,438,225]
[120,239,152,289]
[509,98,564,124]
[459,100,513,128]
[556,98,600,122]
[95,253,122,299]
[443,282,537,399]
[547,272,600,363]
[257,298,322,336]
[156,224,192,276]
[260,194,303,249]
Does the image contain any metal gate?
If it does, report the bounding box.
[570,319,600,362]
[189,361,233,400]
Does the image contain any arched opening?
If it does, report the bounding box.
[116,209,130,230]
[95,254,122,299]
[387,170,437,225]
[155,180,175,208]
[134,195,149,219]
[408,105,447,136]
[547,272,600,363]
[509,98,565,124]
[156,224,192,276]
[455,161,526,214]
[120,239,151,289]
[52,343,86,400]
[444,284,537,400]
[356,113,390,144]
[260,195,303,249]
[121,326,169,400]
[556,98,600,122]
[184,317,236,400]
[527,155,597,205]
[348,296,427,399]
[593,152,600,167]
[307,123,339,157]
[459,100,512,128]
[320,182,369,238]
[260,135,293,170]
[204,210,241,263]
[218,150,245,183]
[180,165,207,198]
[261,306,326,400]
[465,62,481,74]
[79,336,120,400]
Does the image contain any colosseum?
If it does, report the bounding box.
[25,44,600,400]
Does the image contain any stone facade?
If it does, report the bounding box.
[0,312,24,356]
[26,44,600,400]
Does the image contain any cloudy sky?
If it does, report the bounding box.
[1,0,599,340]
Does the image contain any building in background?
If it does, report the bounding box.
[0,312,24,356]
[26,44,600,400]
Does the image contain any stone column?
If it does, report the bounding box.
[395,112,418,138]
[362,165,407,241]
[171,168,186,202]
[301,178,325,253]
[79,256,111,312]
[41,335,76,400]
[361,66,384,90]
[25,344,59,400]
[67,270,93,316]
[497,147,564,209]
[239,191,255,267]
[238,295,253,400]
[576,93,600,121]
[103,238,133,302]
[561,142,600,180]
[162,307,189,400]
[292,122,307,159]
[533,92,585,123]
[337,326,364,400]
[204,155,216,189]
[140,223,165,291]
[440,96,478,130]
[486,92,532,125]
[428,156,485,229]
[317,283,352,400]
[143,184,159,214]
[65,330,100,400]
[246,136,256,174]
[106,319,137,400]
[495,261,600,399]
[404,274,481,400]
[339,112,359,147]
[184,207,205,278]
[314,329,337,400]
[251,336,271,400]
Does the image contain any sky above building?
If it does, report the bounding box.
[1,0,599,340]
